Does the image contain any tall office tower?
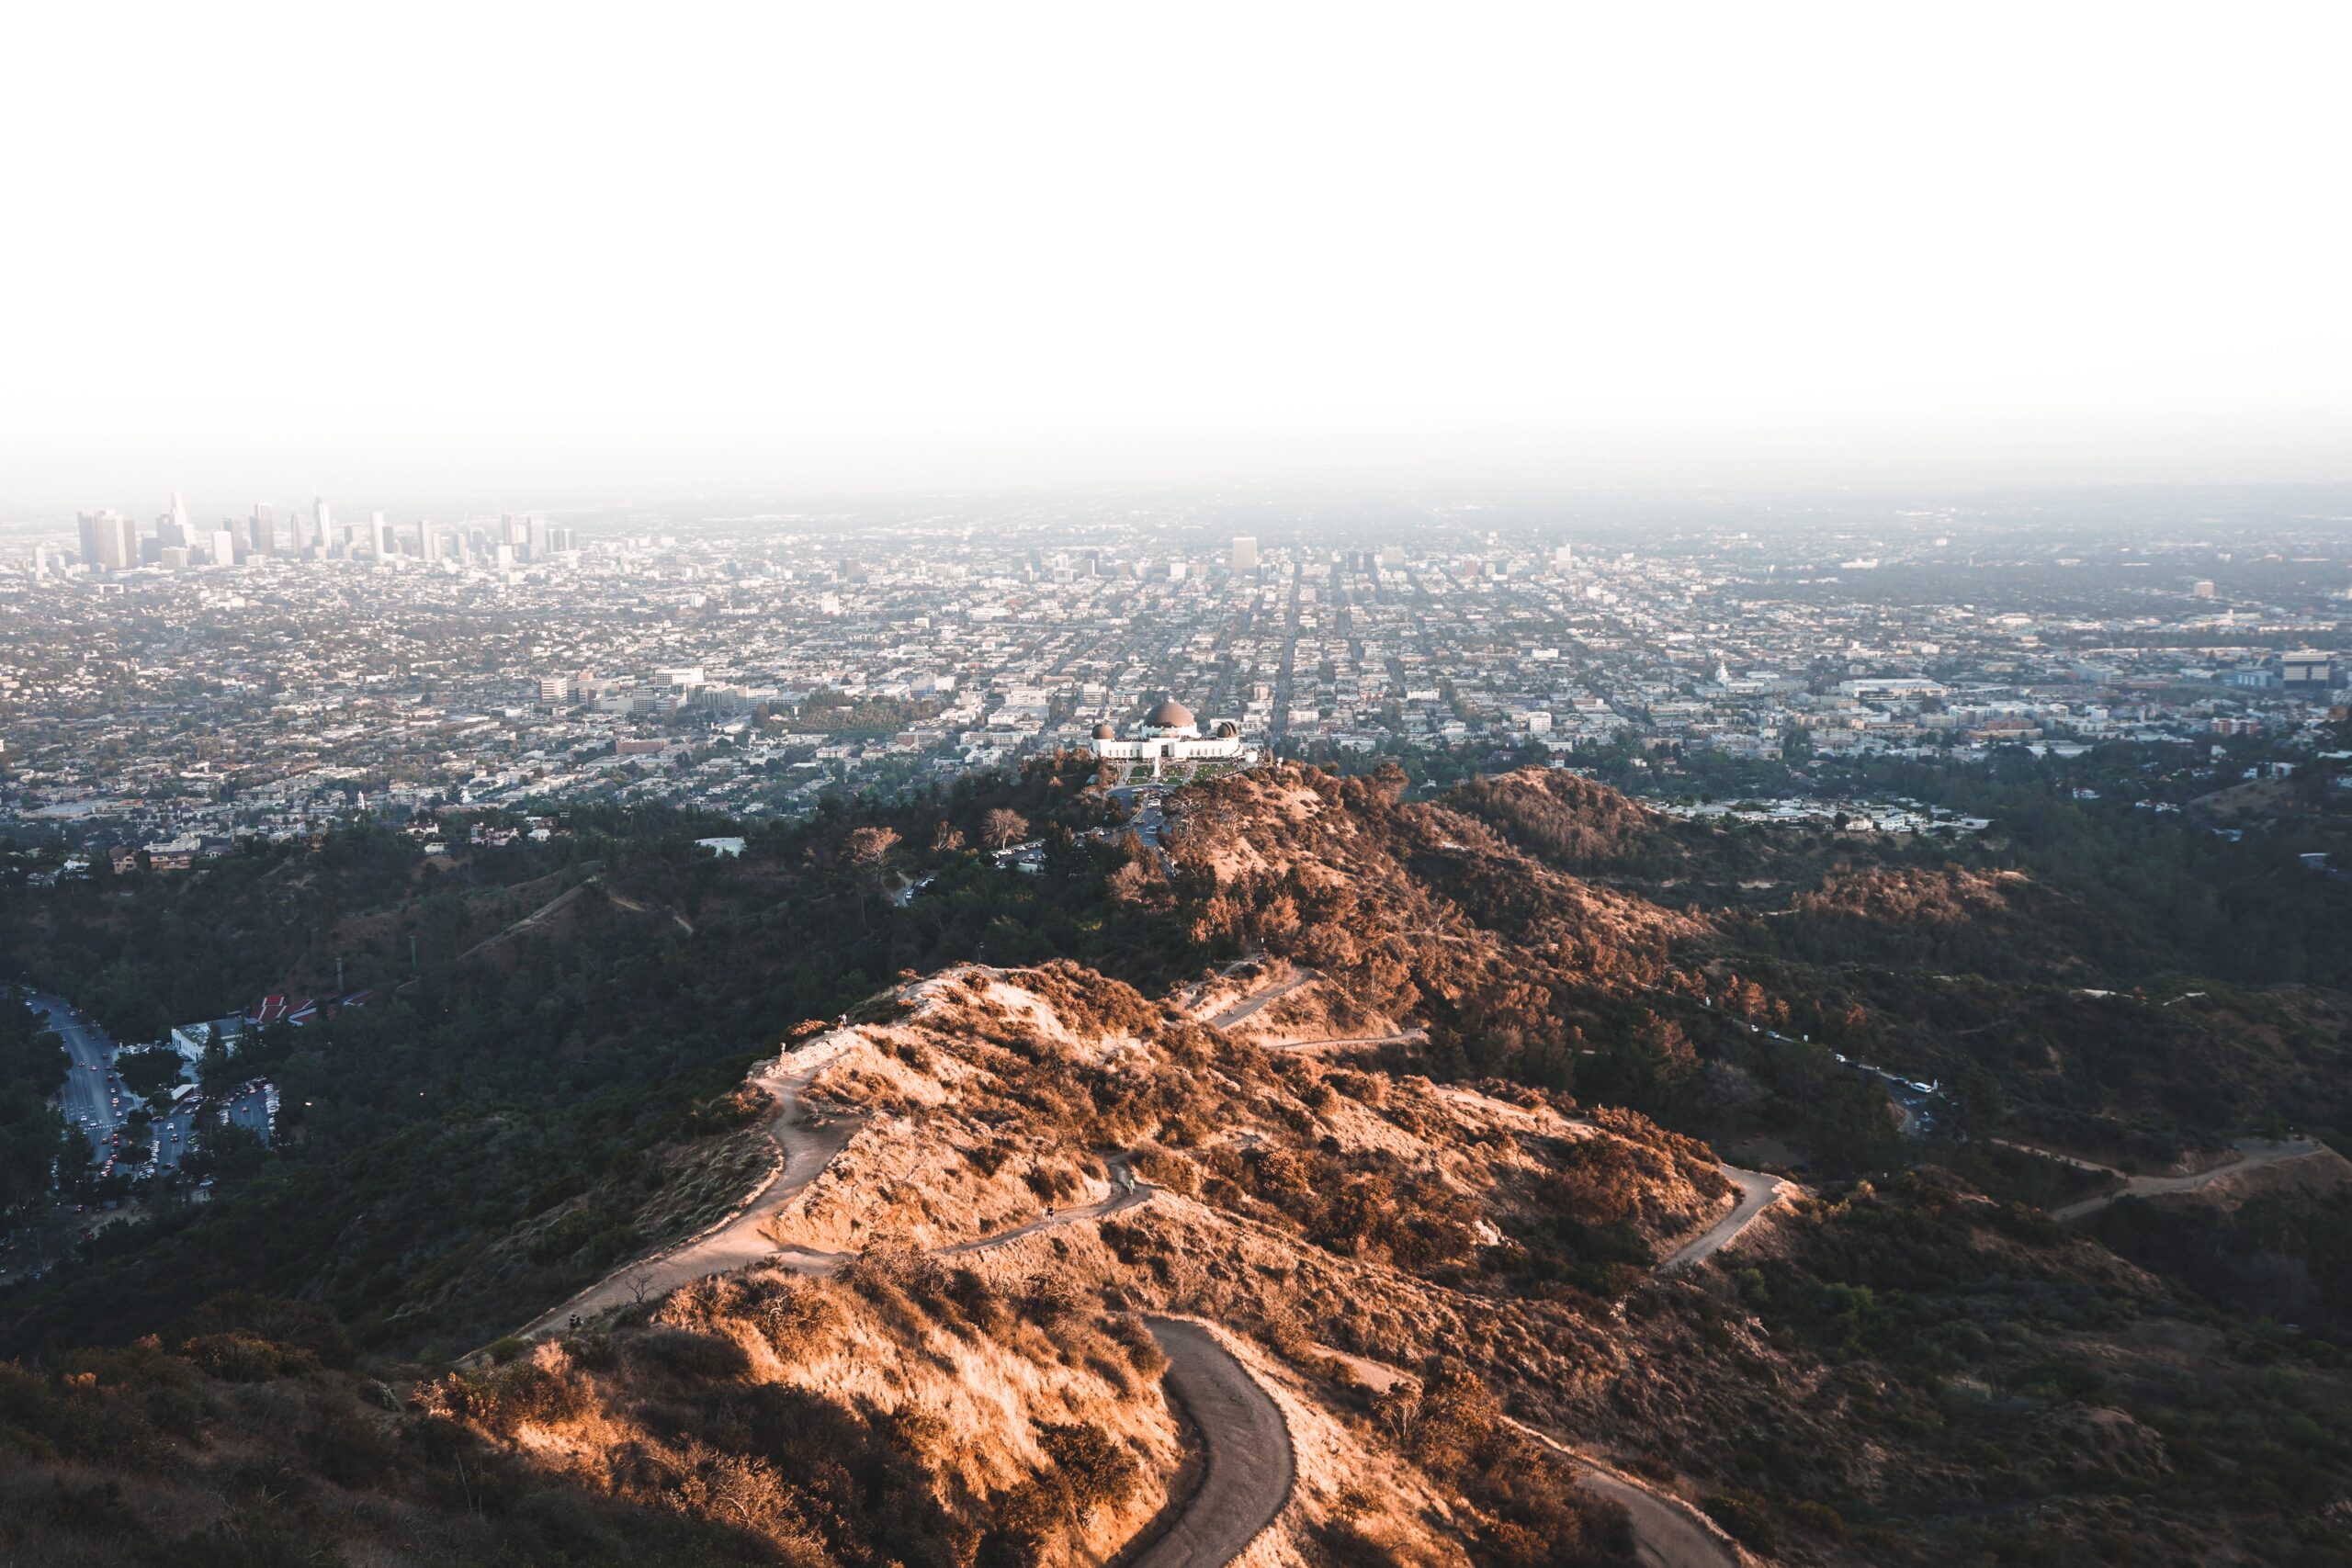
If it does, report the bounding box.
[417,521,440,562]
[1552,543,1574,574]
[526,517,549,560]
[501,513,526,549]
[208,526,238,566]
[312,497,334,550]
[1231,535,1259,572]
[291,502,314,554]
[250,503,274,555]
[169,491,190,536]
[369,511,398,559]
[77,510,138,571]
[32,544,51,578]
[2193,580,2216,599]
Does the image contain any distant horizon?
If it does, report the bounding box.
[7,6,2346,523]
[14,459,2352,542]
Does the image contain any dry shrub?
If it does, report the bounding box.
[981,1420,1144,1567]
[1131,1145,1201,1196]
[1587,1106,1731,1201]
[472,1354,591,1435]
[664,1441,830,1565]
[628,1325,751,1382]
[180,1332,318,1383]
[1102,1313,1166,1378]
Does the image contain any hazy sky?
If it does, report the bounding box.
[5,2,2348,509]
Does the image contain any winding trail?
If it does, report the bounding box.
[1263,1027,1428,1054]
[1205,969,1316,1029]
[1506,1420,1749,1568]
[1660,1166,1792,1273]
[497,992,1781,1568]
[506,1033,862,1344]
[1130,1319,1295,1568]
[765,1158,1155,1274]
[1203,973,1776,1562]
[2051,1136,2329,1221]
[1204,974,1788,1271]
[494,1031,1301,1568]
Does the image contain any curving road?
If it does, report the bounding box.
[503,1008,1778,1568]
[2051,1136,2329,1221]
[1659,1166,1791,1273]
[1204,970,1316,1030]
[1264,1027,1428,1055]
[508,1033,861,1343]
[764,1157,1155,1274]
[1132,1319,1295,1568]
[498,1030,1303,1568]
[1506,1419,1747,1568]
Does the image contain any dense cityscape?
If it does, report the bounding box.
[5,486,2346,872]
[8,5,2351,1560]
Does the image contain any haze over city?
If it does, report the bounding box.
[6,1,2349,513]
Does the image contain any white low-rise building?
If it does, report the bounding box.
[1088,698,1254,771]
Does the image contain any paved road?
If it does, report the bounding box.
[2052,1137,2329,1221]
[1506,1420,1746,1568]
[1134,1319,1295,1568]
[1987,1138,2122,1178]
[24,988,277,1186]
[502,1009,1768,1568]
[766,1158,1155,1273]
[220,1086,272,1140]
[503,1030,1304,1568]
[1659,1166,1790,1274]
[1263,1028,1428,1055]
[1205,970,1316,1030]
[510,1033,863,1343]
[27,990,128,1159]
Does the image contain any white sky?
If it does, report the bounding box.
[4,1,2348,507]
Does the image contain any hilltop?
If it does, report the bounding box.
[6,760,2352,1566]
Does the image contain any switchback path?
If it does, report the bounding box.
[1224,995,1789,1272]
[497,1032,1300,1568]
[498,1004,1772,1568]
[1204,969,1316,1029]
[1660,1166,1792,1273]
[1506,1419,1750,1568]
[766,1159,1154,1273]
[2051,1136,2329,1221]
[1263,1027,1427,1054]
[503,1033,861,1347]
[1130,1319,1295,1568]
[1987,1138,2123,1177]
